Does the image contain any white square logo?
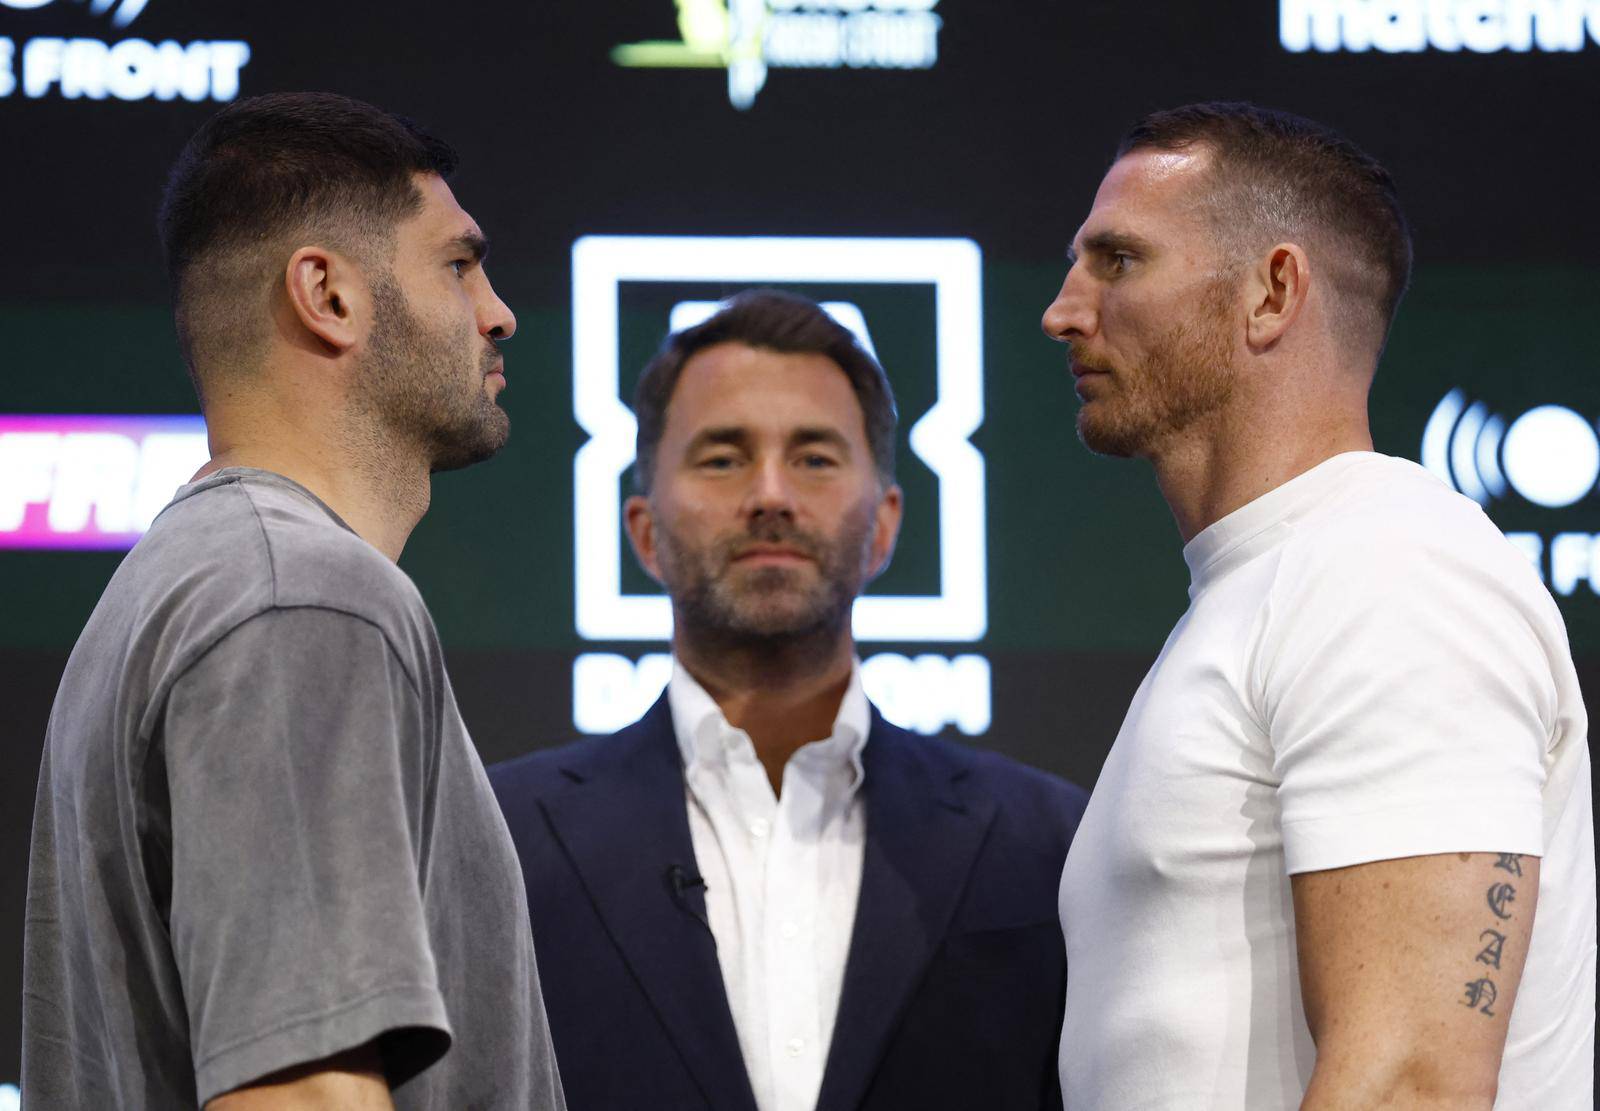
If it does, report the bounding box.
[571,234,987,644]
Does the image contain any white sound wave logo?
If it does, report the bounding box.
[0,0,149,27]
[1423,389,1600,508]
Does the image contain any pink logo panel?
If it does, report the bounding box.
[0,415,208,550]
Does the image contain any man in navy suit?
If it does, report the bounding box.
[492,289,1087,1111]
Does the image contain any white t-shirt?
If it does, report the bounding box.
[1058,452,1595,1110]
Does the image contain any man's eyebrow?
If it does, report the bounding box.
[682,426,852,454]
[1080,230,1154,259]
[447,231,489,263]
[790,426,852,453]
[685,426,750,452]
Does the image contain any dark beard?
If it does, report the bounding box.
[658,506,876,661]
[359,275,509,472]
[1075,274,1237,459]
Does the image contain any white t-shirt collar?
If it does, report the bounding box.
[1182,451,1381,589]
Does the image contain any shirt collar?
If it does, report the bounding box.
[667,657,871,787]
[1181,451,1379,590]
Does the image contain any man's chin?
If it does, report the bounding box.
[725,600,826,636]
[705,586,841,640]
[429,410,510,473]
[1075,409,1142,459]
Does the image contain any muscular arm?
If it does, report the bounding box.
[1294,852,1538,1109]
[206,1044,393,1110]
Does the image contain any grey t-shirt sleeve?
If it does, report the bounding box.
[157,605,452,1105]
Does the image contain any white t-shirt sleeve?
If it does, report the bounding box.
[1258,506,1555,875]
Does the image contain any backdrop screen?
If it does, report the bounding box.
[3,0,1598,1090]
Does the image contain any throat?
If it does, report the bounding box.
[682,652,855,797]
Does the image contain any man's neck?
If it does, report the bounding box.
[676,630,857,797]
[1148,397,1373,543]
[197,423,431,562]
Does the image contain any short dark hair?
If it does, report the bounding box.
[157,91,457,398]
[632,289,898,494]
[1118,101,1412,360]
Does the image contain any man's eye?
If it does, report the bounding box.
[698,455,737,470]
[1109,253,1134,274]
[450,259,469,277]
[799,454,838,469]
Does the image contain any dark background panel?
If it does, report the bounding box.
[3,0,1598,1093]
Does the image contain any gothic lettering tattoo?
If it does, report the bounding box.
[1486,882,1517,920]
[1476,929,1507,970]
[1455,856,1528,1019]
[1462,977,1498,1016]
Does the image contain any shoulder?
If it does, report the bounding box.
[871,713,1089,833]
[217,474,446,680]
[233,475,420,613]
[1284,455,1524,574]
[1274,454,1554,625]
[490,699,674,804]
[151,471,419,616]
[152,474,443,694]
[1254,456,1578,760]
[489,735,603,801]
[967,743,1089,819]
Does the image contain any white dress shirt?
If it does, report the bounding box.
[668,659,870,1111]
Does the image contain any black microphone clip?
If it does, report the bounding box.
[665,863,709,931]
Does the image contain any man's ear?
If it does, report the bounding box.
[624,494,666,584]
[283,246,366,354]
[865,483,904,581]
[1245,242,1311,352]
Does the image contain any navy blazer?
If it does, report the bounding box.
[490,695,1088,1111]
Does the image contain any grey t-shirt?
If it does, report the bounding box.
[22,468,565,1110]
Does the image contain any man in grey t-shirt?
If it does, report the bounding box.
[22,94,565,1109]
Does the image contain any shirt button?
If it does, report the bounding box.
[780,921,799,940]
[749,818,770,838]
[786,1037,805,1057]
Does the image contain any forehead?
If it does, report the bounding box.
[397,172,480,249]
[663,341,867,442]
[1074,148,1213,249]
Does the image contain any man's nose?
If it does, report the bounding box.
[743,456,797,520]
[480,276,517,341]
[1041,268,1097,344]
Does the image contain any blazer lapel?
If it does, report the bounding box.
[816,716,998,1111]
[538,696,758,1111]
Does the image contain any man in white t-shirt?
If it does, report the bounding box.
[1041,101,1595,1108]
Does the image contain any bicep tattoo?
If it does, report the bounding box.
[1459,854,1523,1017]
